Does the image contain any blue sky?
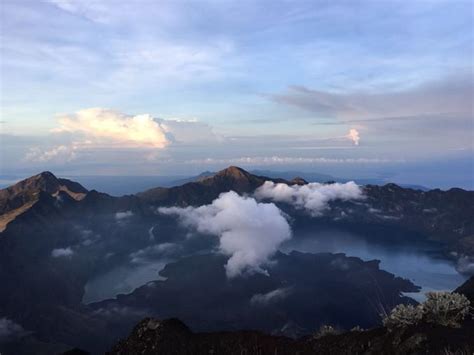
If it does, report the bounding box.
[0,0,473,188]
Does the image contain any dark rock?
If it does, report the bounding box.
[454,276,474,302]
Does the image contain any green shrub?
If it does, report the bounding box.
[313,324,339,338]
[383,304,423,331]
[422,292,471,327]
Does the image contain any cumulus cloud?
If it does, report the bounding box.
[158,191,291,278]
[255,181,364,216]
[0,318,29,342]
[347,128,360,145]
[51,247,74,258]
[54,108,170,148]
[250,287,292,306]
[23,108,219,165]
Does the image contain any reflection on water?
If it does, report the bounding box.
[83,261,167,304]
[280,227,466,301]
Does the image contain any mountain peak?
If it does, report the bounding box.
[31,171,61,189]
[5,171,61,196]
[37,171,57,179]
[0,172,88,231]
[214,166,251,180]
[139,166,266,206]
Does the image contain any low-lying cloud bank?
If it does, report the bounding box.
[158,191,291,278]
[255,181,364,216]
[184,156,396,165]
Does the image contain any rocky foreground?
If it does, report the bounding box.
[106,277,474,355]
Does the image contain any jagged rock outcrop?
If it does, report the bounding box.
[108,316,474,355]
[108,277,474,355]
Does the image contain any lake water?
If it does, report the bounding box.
[83,227,466,304]
[83,261,168,304]
[281,227,466,302]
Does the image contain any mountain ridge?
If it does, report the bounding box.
[136,166,302,206]
[1,166,473,255]
[0,171,88,232]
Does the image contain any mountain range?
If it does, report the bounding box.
[2,166,472,254]
[0,166,473,354]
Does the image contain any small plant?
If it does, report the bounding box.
[382,304,423,331]
[313,324,339,338]
[422,292,471,327]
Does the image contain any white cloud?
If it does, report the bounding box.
[250,287,292,306]
[347,128,360,145]
[24,144,78,163]
[54,108,170,148]
[0,318,29,341]
[79,228,101,246]
[47,0,111,24]
[23,108,219,164]
[161,119,220,144]
[115,210,134,220]
[255,181,364,216]
[51,247,74,258]
[158,191,291,278]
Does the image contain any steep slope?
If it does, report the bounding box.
[454,276,474,302]
[0,172,88,232]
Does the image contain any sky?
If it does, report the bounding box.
[0,0,473,188]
